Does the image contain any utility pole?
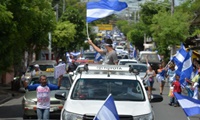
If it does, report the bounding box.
[170,0,175,59]
[48,32,52,60]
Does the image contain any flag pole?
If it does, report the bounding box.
[86,22,90,39]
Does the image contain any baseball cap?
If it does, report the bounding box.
[59,59,62,62]
[103,38,113,46]
[34,64,39,68]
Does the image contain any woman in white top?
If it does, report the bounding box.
[144,65,156,100]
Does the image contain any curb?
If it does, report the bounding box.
[0,93,13,104]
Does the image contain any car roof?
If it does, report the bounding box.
[125,63,147,66]
[119,59,138,62]
[29,60,57,65]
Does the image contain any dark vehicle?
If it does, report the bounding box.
[138,51,161,73]
[83,51,96,60]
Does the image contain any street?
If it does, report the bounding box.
[0,81,200,120]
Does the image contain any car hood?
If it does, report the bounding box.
[24,89,68,101]
[64,100,152,116]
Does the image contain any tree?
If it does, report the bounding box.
[140,1,171,36]
[52,21,76,58]
[127,22,146,50]
[60,6,86,51]
[150,10,190,59]
[0,0,56,75]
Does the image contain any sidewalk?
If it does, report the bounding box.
[0,84,24,104]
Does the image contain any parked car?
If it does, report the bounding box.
[22,73,73,119]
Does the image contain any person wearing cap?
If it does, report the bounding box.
[31,64,42,77]
[88,38,118,65]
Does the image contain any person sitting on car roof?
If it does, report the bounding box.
[88,38,118,65]
[31,64,42,77]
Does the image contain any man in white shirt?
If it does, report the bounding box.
[31,64,42,77]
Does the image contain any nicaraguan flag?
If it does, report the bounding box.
[133,47,137,59]
[95,51,102,61]
[70,52,81,56]
[66,52,72,63]
[93,94,119,120]
[174,92,200,117]
[180,50,193,87]
[172,43,187,76]
[87,0,128,23]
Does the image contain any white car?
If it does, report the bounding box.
[115,45,124,55]
[118,59,138,65]
[55,64,163,120]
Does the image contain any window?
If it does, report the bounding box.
[71,79,145,101]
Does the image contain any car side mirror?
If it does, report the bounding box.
[55,92,66,100]
[150,94,163,103]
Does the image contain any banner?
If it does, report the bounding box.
[54,64,66,79]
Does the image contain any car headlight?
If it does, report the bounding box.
[62,109,83,120]
[133,112,154,120]
[25,99,35,105]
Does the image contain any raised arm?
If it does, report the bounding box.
[88,39,104,53]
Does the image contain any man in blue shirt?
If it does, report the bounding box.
[24,75,63,120]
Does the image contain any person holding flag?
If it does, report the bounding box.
[88,38,118,65]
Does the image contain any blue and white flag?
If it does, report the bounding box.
[87,0,128,23]
[180,50,193,87]
[70,52,81,56]
[95,51,103,61]
[93,94,119,120]
[174,92,200,117]
[66,52,72,63]
[172,43,187,76]
[133,47,137,59]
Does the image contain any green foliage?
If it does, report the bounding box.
[53,21,76,48]
[60,6,86,50]
[150,10,190,57]
[0,0,56,74]
[127,22,146,50]
[140,1,170,36]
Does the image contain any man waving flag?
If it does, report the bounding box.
[87,0,128,23]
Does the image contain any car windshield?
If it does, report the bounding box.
[140,53,160,63]
[29,76,71,90]
[132,65,147,72]
[71,79,145,101]
[27,65,54,72]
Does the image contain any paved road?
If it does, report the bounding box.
[152,81,200,120]
[0,81,200,120]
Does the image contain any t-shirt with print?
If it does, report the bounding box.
[147,70,155,82]
[36,85,50,109]
[167,69,175,82]
[102,50,118,65]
